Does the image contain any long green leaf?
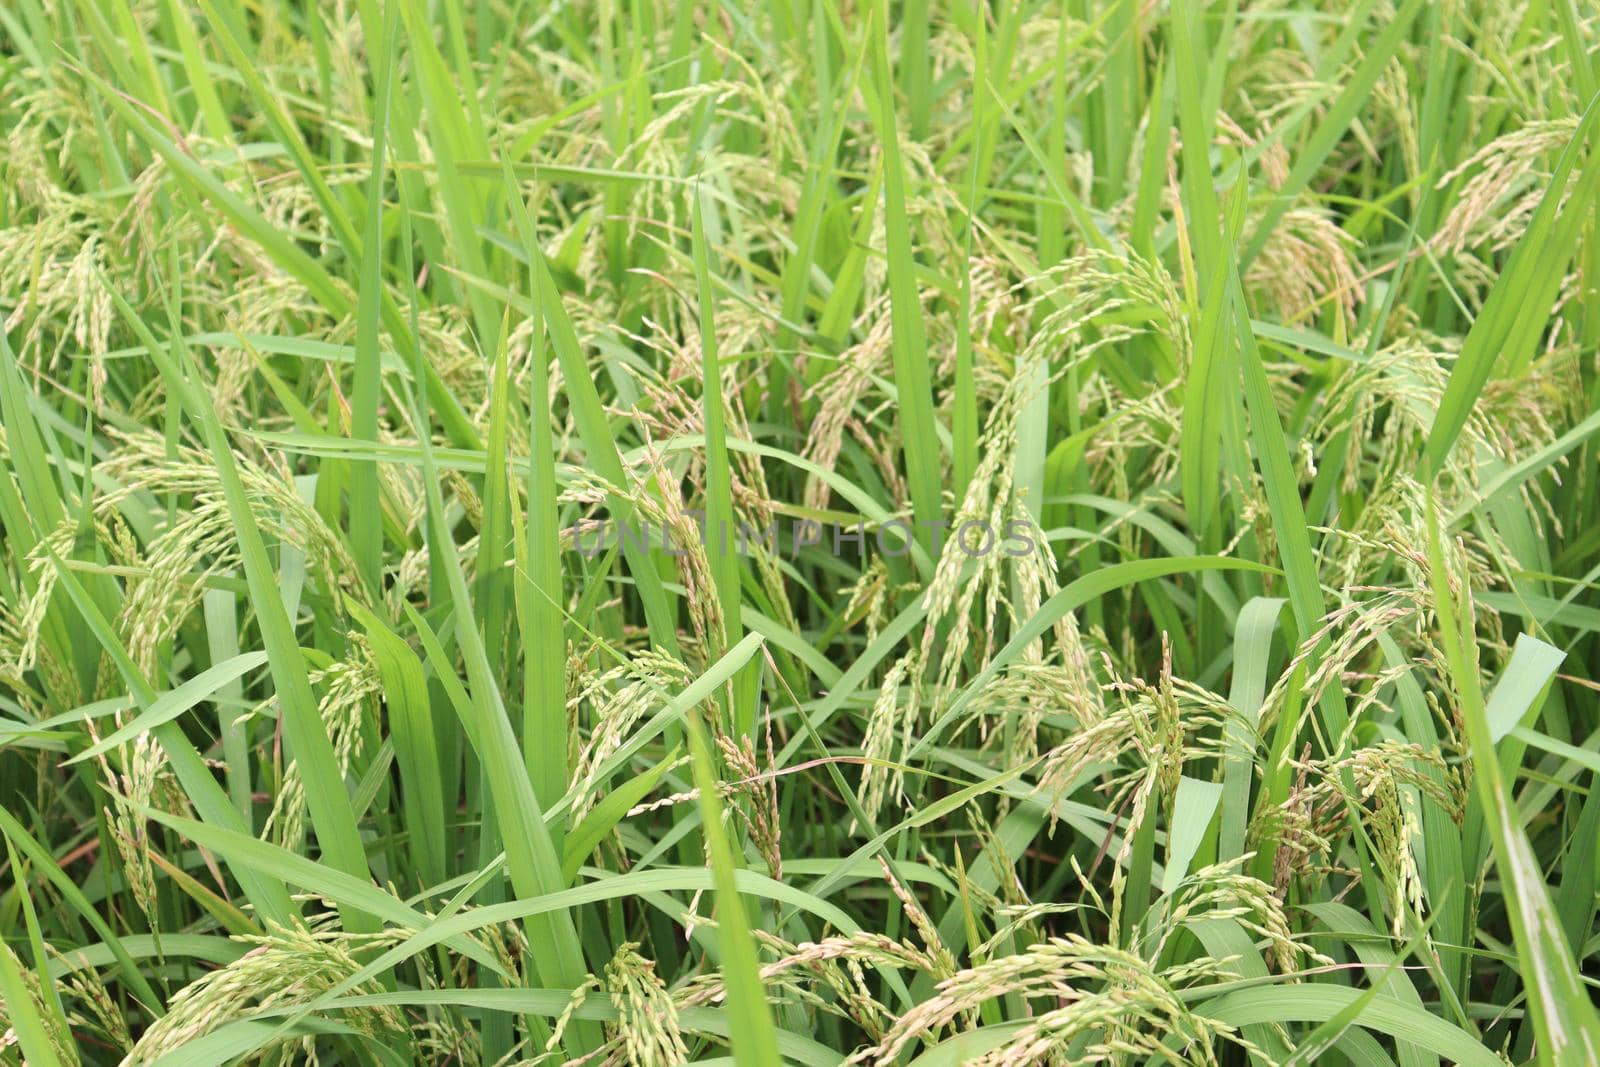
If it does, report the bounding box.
[1426,494,1600,1062]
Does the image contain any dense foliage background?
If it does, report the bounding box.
[3,0,1600,1063]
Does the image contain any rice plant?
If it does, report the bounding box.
[2,0,1600,1063]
